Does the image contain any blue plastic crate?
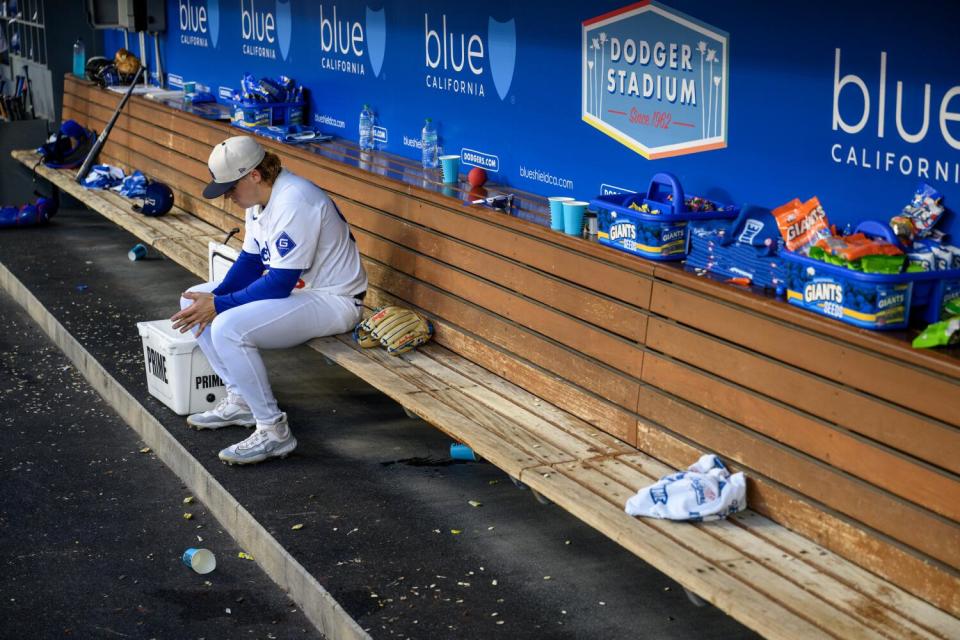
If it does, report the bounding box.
[229,99,304,129]
[591,173,739,261]
[782,229,960,331]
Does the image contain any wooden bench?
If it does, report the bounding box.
[14,74,959,638]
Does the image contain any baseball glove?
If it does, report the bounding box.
[114,48,142,81]
[353,306,434,356]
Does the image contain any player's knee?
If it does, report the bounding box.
[180,282,216,310]
[210,315,239,351]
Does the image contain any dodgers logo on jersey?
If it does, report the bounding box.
[649,485,668,505]
[275,231,297,257]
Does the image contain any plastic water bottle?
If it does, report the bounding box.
[359,104,374,151]
[421,118,438,168]
[72,39,86,78]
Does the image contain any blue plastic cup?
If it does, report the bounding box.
[450,443,477,461]
[128,243,148,261]
[562,201,589,236]
[548,197,574,231]
[439,154,460,184]
[181,548,216,574]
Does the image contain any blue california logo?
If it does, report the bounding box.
[317,4,386,78]
[582,1,729,159]
[178,0,218,48]
[423,13,516,100]
[366,7,386,77]
[488,17,516,101]
[277,0,291,60]
[240,0,291,60]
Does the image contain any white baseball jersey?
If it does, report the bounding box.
[241,169,367,296]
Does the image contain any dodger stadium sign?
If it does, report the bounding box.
[582,1,729,159]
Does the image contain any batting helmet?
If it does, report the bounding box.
[37,120,95,169]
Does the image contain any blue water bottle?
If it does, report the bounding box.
[359,104,374,151]
[72,39,86,78]
[421,118,438,168]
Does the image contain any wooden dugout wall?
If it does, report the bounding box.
[61,75,960,615]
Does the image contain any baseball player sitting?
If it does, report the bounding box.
[171,136,367,465]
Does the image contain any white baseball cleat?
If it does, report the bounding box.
[187,394,256,430]
[218,413,297,465]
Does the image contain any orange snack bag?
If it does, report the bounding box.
[773,196,831,253]
[814,233,903,261]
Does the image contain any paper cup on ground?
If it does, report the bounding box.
[182,548,216,574]
[548,197,574,231]
[450,443,477,461]
[439,155,460,183]
[562,201,589,236]
[128,243,148,261]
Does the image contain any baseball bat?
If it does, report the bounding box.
[76,66,145,183]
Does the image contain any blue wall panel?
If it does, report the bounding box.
[105,0,960,236]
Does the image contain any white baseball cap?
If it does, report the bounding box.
[202,136,266,198]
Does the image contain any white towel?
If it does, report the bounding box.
[624,454,747,522]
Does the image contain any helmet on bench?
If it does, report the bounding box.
[37,120,95,169]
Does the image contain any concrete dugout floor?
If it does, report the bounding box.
[0,286,317,639]
[0,204,758,640]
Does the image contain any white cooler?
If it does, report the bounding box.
[136,320,226,415]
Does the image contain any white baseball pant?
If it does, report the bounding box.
[180,282,362,424]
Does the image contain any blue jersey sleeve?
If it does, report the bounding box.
[212,250,264,296]
[213,267,302,313]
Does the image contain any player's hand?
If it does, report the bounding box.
[171,292,217,337]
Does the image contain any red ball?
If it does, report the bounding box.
[468,167,488,188]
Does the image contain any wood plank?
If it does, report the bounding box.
[337,340,583,466]
[631,384,960,569]
[415,347,635,458]
[363,286,638,445]
[727,511,960,638]
[337,198,646,341]
[281,154,656,310]
[653,261,960,381]
[518,463,834,640]
[354,228,645,379]
[649,282,960,427]
[594,456,958,640]
[645,318,960,474]
[361,259,642,419]
[306,337,542,478]
[642,353,960,522]
[391,345,634,462]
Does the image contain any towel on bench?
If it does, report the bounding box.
[82,164,125,190]
[624,454,746,522]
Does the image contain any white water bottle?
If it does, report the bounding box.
[359,104,374,151]
[421,118,438,168]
